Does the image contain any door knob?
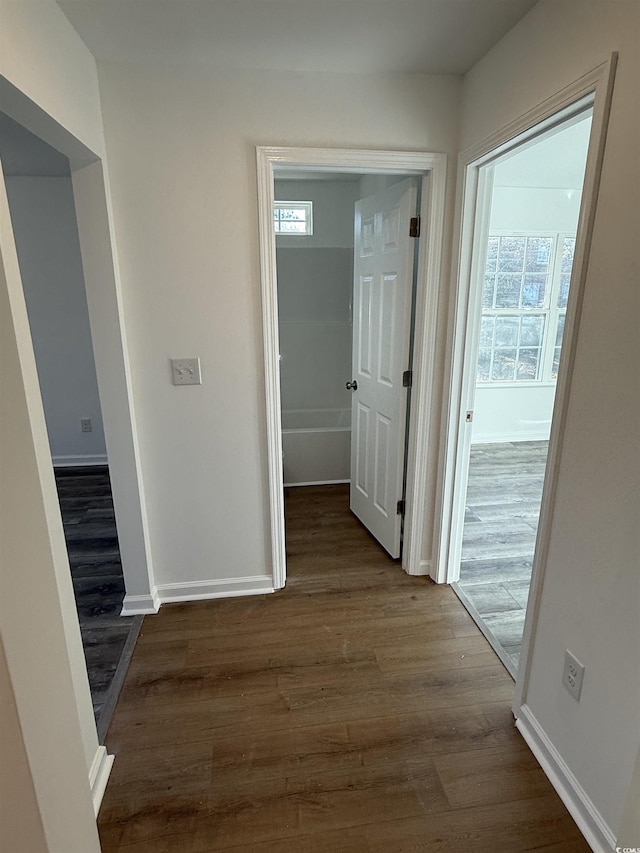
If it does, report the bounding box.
[346,380,358,391]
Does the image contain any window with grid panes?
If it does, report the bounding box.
[477,233,575,384]
[274,201,313,235]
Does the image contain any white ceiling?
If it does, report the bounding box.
[56,0,538,74]
[0,112,71,177]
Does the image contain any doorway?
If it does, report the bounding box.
[257,147,448,588]
[0,111,142,739]
[445,109,594,677]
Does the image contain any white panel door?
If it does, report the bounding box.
[349,178,418,558]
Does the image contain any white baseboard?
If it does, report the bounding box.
[89,745,114,815]
[155,575,275,605]
[121,590,160,616]
[516,704,616,852]
[405,559,431,577]
[284,478,350,487]
[122,576,276,614]
[52,454,108,468]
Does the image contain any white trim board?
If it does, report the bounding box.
[52,454,108,468]
[122,576,275,614]
[89,745,114,816]
[516,705,616,851]
[257,146,448,590]
[284,479,350,488]
[121,590,160,616]
[155,575,274,604]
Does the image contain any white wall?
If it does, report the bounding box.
[461,0,640,839]
[4,175,107,465]
[618,744,640,847]
[276,179,356,484]
[276,178,356,416]
[490,186,583,233]
[275,178,358,249]
[358,173,408,198]
[0,0,104,158]
[472,384,555,443]
[277,248,352,411]
[97,63,461,590]
[0,636,47,853]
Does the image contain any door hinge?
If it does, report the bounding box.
[396,499,406,516]
[409,216,421,238]
[402,370,412,388]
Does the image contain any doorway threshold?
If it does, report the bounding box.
[96,615,142,742]
[451,582,517,680]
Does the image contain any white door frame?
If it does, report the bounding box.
[256,146,447,588]
[432,56,617,715]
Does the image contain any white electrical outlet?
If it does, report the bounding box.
[80,418,92,433]
[562,650,585,701]
[171,358,202,386]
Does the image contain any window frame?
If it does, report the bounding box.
[273,200,313,236]
[477,230,576,387]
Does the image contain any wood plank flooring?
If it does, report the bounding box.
[457,441,548,672]
[55,466,142,740]
[98,484,587,852]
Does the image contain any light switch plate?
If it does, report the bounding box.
[171,358,202,386]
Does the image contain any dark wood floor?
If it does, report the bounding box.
[55,466,142,740]
[98,484,587,852]
[457,442,547,673]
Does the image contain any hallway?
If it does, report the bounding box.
[97,485,587,851]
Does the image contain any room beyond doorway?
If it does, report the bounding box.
[448,110,593,677]
[455,440,546,673]
[276,171,419,560]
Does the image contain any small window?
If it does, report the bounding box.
[274,201,313,235]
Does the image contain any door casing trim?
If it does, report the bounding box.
[256,147,448,588]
